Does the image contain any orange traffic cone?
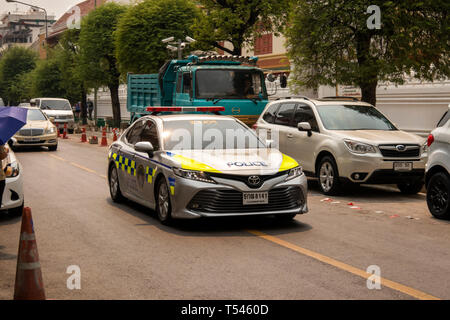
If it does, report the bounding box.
[100,127,108,147]
[63,123,69,139]
[14,207,46,300]
[81,127,87,143]
[56,123,60,138]
[112,128,118,142]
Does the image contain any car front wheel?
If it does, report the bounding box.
[427,172,450,219]
[156,178,172,225]
[317,156,341,195]
[109,165,124,203]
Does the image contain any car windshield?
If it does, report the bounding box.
[163,119,266,150]
[40,100,71,111]
[316,105,397,130]
[27,109,47,121]
[196,69,267,100]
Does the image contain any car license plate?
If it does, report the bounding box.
[24,137,40,142]
[243,192,268,205]
[394,162,413,172]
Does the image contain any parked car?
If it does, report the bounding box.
[1,147,24,216]
[425,105,450,219]
[9,107,58,151]
[254,97,428,195]
[108,110,308,224]
[30,98,75,133]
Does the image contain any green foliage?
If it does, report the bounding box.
[0,47,37,105]
[79,2,127,88]
[192,0,290,55]
[286,0,450,104]
[31,59,66,98]
[115,0,201,74]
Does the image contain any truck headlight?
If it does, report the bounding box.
[173,168,216,184]
[285,166,303,181]
[344,139,377,154]
[5,161,20,178]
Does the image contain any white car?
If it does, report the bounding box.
[426,105,450,219]
[30,98,75,133]
[1,148,24,216]
[254,97,427,195]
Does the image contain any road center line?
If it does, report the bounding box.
[48,154,107,179]
[246,229,440,300]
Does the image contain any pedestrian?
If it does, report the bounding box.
[75,102,81,120]
[0,144,9,208]
[87,99,94,120]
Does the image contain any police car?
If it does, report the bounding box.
[107,107,308,224]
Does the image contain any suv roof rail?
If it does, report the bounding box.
[275,96,311,101]
[319,96,360,102]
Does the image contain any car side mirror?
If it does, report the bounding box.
[135,141,154,157]
[298,122,312,137]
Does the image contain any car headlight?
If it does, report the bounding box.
[45,126,56,134]
[421,141,428,154]
[285,166,303,181]
[173,168,216,184]
[5,161,20,178]
[344,139,377,154]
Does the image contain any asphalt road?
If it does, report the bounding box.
[1,137,450,300]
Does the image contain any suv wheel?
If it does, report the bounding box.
[397,180,424,195]
[426,172,450,219]
[317,156,341,195]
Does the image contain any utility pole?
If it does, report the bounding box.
[94,0,98,128]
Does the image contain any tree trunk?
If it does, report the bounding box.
[360,81,378,106]
[109,83,121,128]
[81,88,87,125]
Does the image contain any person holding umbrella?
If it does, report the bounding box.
[0,107,27,208]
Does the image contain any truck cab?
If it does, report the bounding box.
[127,55,269,126]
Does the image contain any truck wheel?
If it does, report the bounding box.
[156,178,172,225]
[427,172,450,219]
[317,156,341,195]
[109,165,125,203]
[397,180,424,195]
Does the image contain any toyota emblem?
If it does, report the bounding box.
[396,145,406,152]
[248,176,261,186]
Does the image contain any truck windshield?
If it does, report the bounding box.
[163,119,266,150]
[40,100,72,111]
[196,69,266,100]
[316,105,397,131]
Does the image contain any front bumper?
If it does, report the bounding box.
[337,151,427,184]
[1,174,24,211]
[168,173,308,219]
[53,120,75,130]
[11,134,58,147]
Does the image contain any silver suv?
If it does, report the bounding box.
[30,98,75,133]
[426,105,450,219]
[254,97,427,195]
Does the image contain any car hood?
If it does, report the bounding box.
[164,148,299,175]
[20,120,53,130]
[41,110,73,116]
[332,130,425,145]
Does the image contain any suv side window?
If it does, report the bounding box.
[140,120,160,150]
[183,73,192,95]
[126,120,146,145]
[437,111,449,127]
[262,103,280,123]
[274,103,296,126]
[176,72,182,93]
[294,104,320,132]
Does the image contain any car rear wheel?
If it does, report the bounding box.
[317,156,341,195]
[426,172,450,219]
[156,178,172,225]
[397,180,424,195]
[109,165,124,203]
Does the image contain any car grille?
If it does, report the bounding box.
[207,171,287,189]
[187,186,304,214]
[18,129,44,136]
[379,144,420,158]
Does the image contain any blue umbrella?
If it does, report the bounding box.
[0,107,28,145]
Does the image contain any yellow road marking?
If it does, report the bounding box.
[48,154,106,179]
[48,154,66,162]
[246,230,440,300]
[70,162,97,174]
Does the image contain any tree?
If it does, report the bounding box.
[79,2,127,127]
[286,0,450,105]
[31,59,66,98]
[116,0,200,74]
[0,47,37,105]
[192,0,290,56]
